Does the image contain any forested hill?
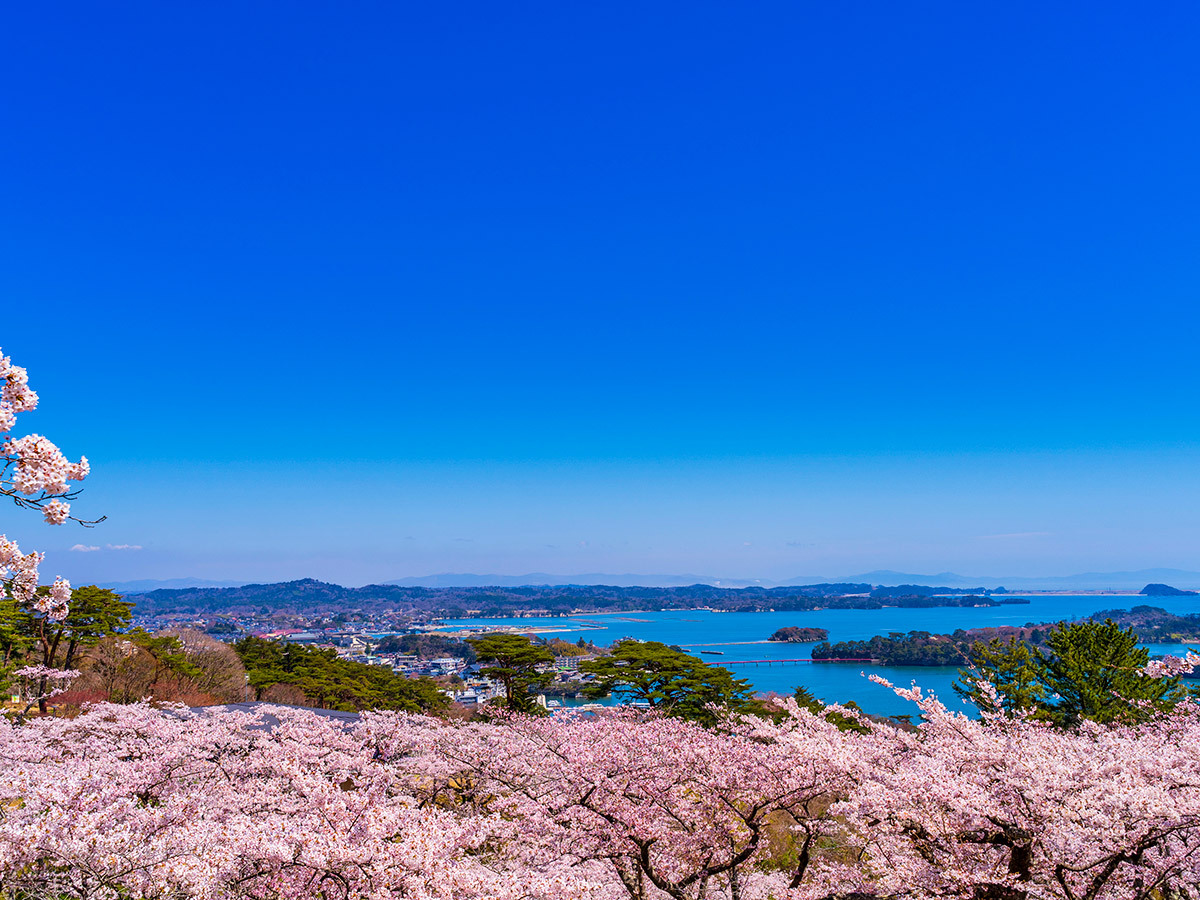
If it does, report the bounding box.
[128,578,1024,617]
[1088,606,1200,642]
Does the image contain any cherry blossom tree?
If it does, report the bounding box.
[1,348,100,713]
[394,706,882,900]
[5,692,1200,900]
[827,676,1200,900]
[0,702,613,900]
[1,347,95,624]
[9,664,79,720]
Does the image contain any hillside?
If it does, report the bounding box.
[1089,606,1200,642]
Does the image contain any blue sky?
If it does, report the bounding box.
[4,3,1200,585]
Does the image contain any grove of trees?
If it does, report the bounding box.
[6,660,1200,899]
[812,630,973,666]
[235,636,447,712]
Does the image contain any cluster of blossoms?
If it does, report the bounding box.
[5,432,89,496]
[1142,651,1200,678]
[1,348,89,621]
[0,350,38,428]
[4,691,1200,900]
[0,535,43,606]
[11,666,80,707]
[0,537,67,617]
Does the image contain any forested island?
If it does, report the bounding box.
[812,631,975,665]
[811,606,1200,666]
[769,626,830,643]
[128,577,1026,619]
[1140,583,1199,596]
[1088,606,1200,642]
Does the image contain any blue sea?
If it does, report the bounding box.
[438,595,1200,718]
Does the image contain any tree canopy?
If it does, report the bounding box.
[956,619,1191,725]
[0,585,132,709]
[466,633,554,713]
[235,636,447,713]
[580,639,758,726]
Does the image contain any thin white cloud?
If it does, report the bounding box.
[106,543,143,551]
[70,544,101,553]
[976,531,1051,541]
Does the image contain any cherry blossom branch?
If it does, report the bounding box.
[0,348,99,625]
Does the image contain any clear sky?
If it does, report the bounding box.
[4,3,1200,586]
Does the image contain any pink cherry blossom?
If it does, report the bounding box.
[1,348,94,624]
[6,694,1200,899]
[1142,651,1200,678]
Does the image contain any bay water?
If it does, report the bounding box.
[439,594,1200,718]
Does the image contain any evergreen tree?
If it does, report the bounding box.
[581,639,758,726]
[466,633,554,714]
[234,636,447,713]
[956,619,1190,725]
[4,585,133,711]
[39,586,134,672]
[955,636,1047,715]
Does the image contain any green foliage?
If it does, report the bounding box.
[812,631,973,666]
[131,631,204,682]
[466,633,554,714]
[769,626,829,643]
[1041,620,1187,725]
[792,684,820,709]
[791,685,870,734]
[581,639,758,727]
[0,585,132,697]
[954,637,1047,715]
[46,587,135,666]
[234,636,448,713]
[542,637,591,657]
[0,596,33,688]
[956,619,1190,726]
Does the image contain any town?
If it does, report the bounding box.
[132,605,610,709]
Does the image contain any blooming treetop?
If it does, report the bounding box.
[0,702,615,900]
[1142,651,1200,678]
[0,348,93,621]
[7,694,1200,900]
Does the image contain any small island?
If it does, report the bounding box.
[768,626,829,643]
[812,631,972,665]
[1140,583,1199,597]
[808,606,1200,668]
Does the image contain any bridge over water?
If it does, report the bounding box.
[714,658,876,666]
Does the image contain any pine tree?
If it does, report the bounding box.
[580,639,758,726]
[955,619,1190,725]
[466,633,554,713]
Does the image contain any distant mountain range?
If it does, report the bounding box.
[97,578,248,593]
[385,569,1200,591]
[384,573,773,588]
[816,569,1200,591]
[100,568,1200,595]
